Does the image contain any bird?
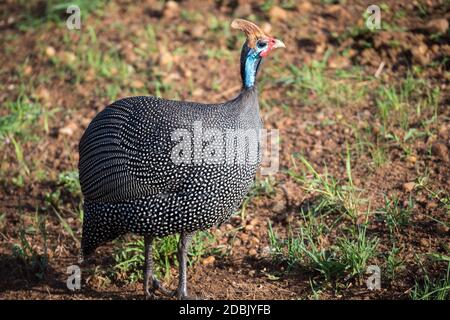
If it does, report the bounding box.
[78,18,285,299]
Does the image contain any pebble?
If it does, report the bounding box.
[239,233,249,242]
[234,3,252,17]
[420,238,429,247]
[406,155,417,164]
[426,18,449,34]
[163,1,180,19]
[268,6,288,22]
[202,256,215,266]
[45,46,56,58]
[131,80,145,89]
[432,142,449,162]
[436,224,449,235]
[59,122,78,136]
[190,25,206,39]
[402,182,415,192]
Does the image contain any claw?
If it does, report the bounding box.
[170,288,201,300]
[144,277,173,299]
[152,278,172,296]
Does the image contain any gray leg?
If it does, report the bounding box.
[175,231,195,300]
[143,235,171,299]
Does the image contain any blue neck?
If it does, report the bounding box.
[244,52,260,88]
[241,46,262,89]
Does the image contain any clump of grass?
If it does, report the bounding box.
[113,231,218,283]
[249,176,277,198]
[240,176,277,220]
[385,245,405,280]
[376,74,440,135]
[288,154,362,221]
[271,154,378,282]
[376,196,413,238]
[337,225,379,279]
[411,263,450,300]
[0,95,42,141]
[58,171,81,197]
[350,73,440,168]
[12,213,48,281]
[0,95,47,177]
[278,51,367,108]
[15,0,105,29]
[268,216,378,281]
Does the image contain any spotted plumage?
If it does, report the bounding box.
[78,19,285,299]
[79,89,261,255]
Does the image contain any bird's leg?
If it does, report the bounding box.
[143,235,171,299]
[174,231,195,300]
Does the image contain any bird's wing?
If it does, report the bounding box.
[79,96,189,203]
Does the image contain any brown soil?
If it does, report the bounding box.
[0,0,449,300]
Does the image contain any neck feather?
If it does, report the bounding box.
[240,43,262,89]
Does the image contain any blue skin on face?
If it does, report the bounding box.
[244,43,267,88]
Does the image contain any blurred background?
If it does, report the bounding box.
[0,0,449,299]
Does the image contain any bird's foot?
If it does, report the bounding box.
[152,278,173,296]
[171,288,201,300]
[144,278,172,299]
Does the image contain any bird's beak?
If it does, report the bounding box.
[272,38,286,49]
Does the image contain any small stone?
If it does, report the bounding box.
[59,122,78,136]
[250,237,260,245]
[325,5,351,21]
[85,68,96,82]
[268,6,288,22]
[261,22,272,34]
[231,238,241,247]
[35,87,50,102]
[272,201,286,214]
[432,142,449,162]
[231,215,242,224]
[285,214,294,224]
[406,155,417,164]
[403,182,415,192]
[297,1,313,13]
[163,1,180,19]
[248,270,256,277]
[190,25,206,39]
[192,88,204,97]
[438,126,448,139]
[23,65,33,76]
[234,3,252,17]
[202,256,215,266]
[427,201,438,209]
[45,46,56,57]
[59,51,76,64]
[239,233,249,242]
[411,45,430,65]
[436,224,449,235]
[244,224,253,232]
[158,49,173,67]
[426,18,449,34]
[131,80,145,89]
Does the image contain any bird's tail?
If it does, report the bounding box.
[80,201,122,259]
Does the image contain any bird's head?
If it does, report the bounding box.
[231,19,286,89]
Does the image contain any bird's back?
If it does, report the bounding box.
[79,90,261,204]
[79,90,262,256]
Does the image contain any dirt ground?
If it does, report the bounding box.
[0,0,449,300]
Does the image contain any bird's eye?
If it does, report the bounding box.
[256,41,267,49]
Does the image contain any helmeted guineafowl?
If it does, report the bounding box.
[78,19,285,299]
